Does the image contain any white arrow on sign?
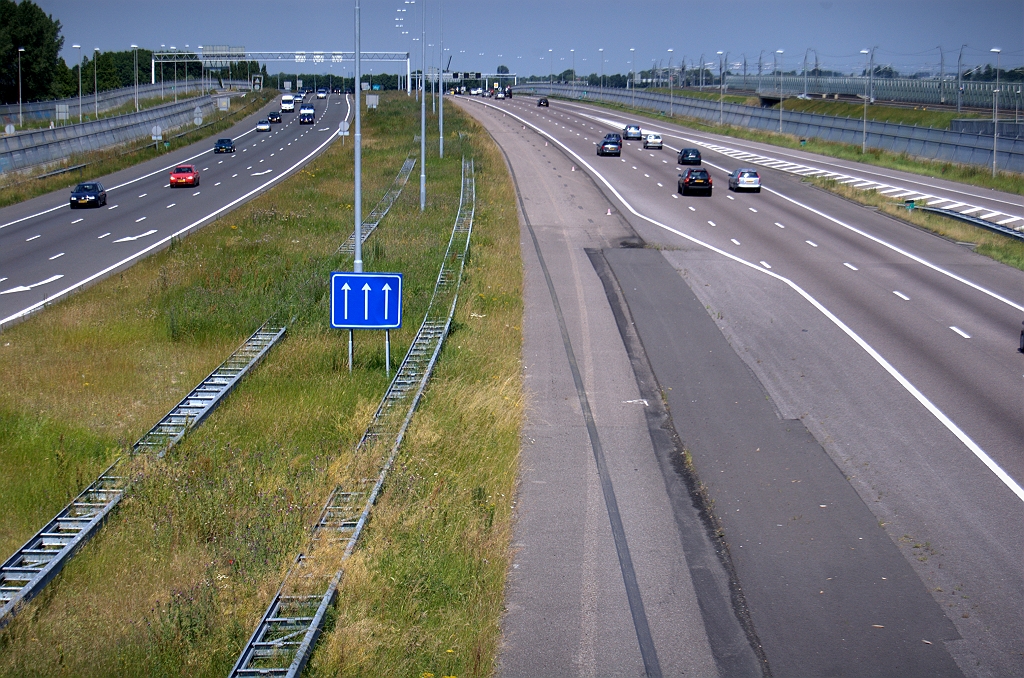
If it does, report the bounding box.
[362,283,371,320]
[382,283,391,320]
[341,283,351,319]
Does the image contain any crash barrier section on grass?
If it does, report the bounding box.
[0,321,286,629]
[721,74,1020,110]
[516,84,1024,174]
[0,95,217,174]
[338,156,416,254]
[230,158,476,678]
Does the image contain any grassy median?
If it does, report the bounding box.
[0,91,522,677]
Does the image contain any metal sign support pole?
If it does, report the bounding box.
[420,0,427,211]
[349,330,353,373]
[385,330,391,378]
[354,0,363,273]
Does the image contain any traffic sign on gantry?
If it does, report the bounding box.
[331,272,402,329]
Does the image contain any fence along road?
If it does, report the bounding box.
[519,84,1024,174]
[230,159,475,678]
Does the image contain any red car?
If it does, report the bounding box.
[169,164,200,187]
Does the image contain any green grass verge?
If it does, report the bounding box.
[0,91,522,677]
[0,89,278,210]
[561,95,1024,196]
[807,176,1024,272]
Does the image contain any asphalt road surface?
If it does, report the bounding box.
[0,91,350,328]
[455,93,1023,677]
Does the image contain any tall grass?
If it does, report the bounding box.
[0,92,522,677]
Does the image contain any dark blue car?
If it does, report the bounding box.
[70,182,106,208]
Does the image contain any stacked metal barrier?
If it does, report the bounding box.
[339,156,416,254]
[0,322,286,628]
[230,158,476,678]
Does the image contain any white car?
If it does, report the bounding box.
[642,134,663,149]
[280,94,295,112]
[256,119,271,132]
[495,91,506,100]
[316,88,327,99]
[728,168,761,192]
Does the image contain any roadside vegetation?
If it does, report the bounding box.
[566,95,1024,196]
[0,91,522,677]
[808,176,1024,272]
[0,89,278,210]
[10,91,210,132]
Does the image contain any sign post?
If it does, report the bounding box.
[331,272,402,374]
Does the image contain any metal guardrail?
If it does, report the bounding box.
[0,321,286,628]
[230,158,476,678]
[918,206,1024,242]
[339,156,416,254]
[0,80,207,126]
[518,84,1024,174]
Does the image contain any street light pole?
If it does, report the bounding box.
[599,48,604,93]
[93,48,99,120]
[775,50,783,133]
[992,47,1001,177]
[420,0,426,211]
[570,49,575,98]
[860,49,870,153]
[17,47,24,128]
[439,0,444,159]
[630,48,636,107]
[73,44,82,123]
[354,0,363,271]
[548,48,553,94]
[957,44,966,114]
[717,50,726,125]
[131,45,139,112]
[667,48,674,117]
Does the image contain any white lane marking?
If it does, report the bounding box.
[731,238,741,245]
[688,206,696,211]
[3,123,341,329]
[708,221,716,227]
[979,211,1001,220]
[26,235,40,241]
[806,240,818,247]
[166,203,175,208]
[270,153,275,157]
[164,184,170,188]
[727,195,735,200]
[893,291,910,300]
[214,182,221,186]
[71,218,83,224]
[202,167,209,172]
[775,222,785,228]
[135,217,147,223]
[138,193,147,198]
[950,326,971,339]
[475,98,1024,504]
[0,274,64,294]
[749,207,758,213]
[657,182,663,187]
[644,173,649,177]
[760,260,772,269]
[632,166,637,170]
[252,169,273,176]
[49,252,64,260]
[98,232,110,238]
[844,263,859,270]
[671,194,678,199]
[193,191,201,196]
[232,174,238,178]
[108,204,119,210]
[246,166,253,170]
[218,160,223,164]
[997,216,1021,225]
[113,229,158,243]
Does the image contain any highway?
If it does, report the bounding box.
[0,91,350,328]
[455,94,1023,676]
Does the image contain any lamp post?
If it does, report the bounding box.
[171,46,177,102]
[775,50,783,133]
[419,0,426,211]
[73,44,82,123]
[548,48,553,93]
[757,50,764,94]
[860,49,870,153]
[717,50,726,125]
[956,44,966,113]
[93,48,99,120]
[698,52,704,89]
[439,0,444,159]
[630,48,636,107]
[17,47,24,128]
[355,0,363,270]
[599,48,604,93]
[570,49,575,98]
[992,47,1001,177]
[667,48,674,116]
[131,44,139,111]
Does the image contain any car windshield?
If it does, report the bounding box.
[683,150,698,156]
[174,167,192,173]
[217,139,231,144]
[75,184,97,192]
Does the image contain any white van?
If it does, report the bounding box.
[281,94,295,112]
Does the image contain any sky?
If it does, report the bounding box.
[40,0,1024,78]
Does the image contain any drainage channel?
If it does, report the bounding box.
[230,158,475,678]
[338,156,417,254]
[0,321,286,628]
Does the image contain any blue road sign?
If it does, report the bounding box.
[330,272,403,329]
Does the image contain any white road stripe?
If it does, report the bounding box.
[893,291,910,300]
[950,326,971,338]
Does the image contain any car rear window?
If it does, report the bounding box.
[174,167,192,173]
[691,170,709,178]
[217,139,231,144]
[76,184,97,191]
[741,171,758,178]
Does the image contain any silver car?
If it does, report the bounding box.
[642,133,663,150]
[728,168,761,193]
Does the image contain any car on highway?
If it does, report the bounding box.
[537,97,549,107]
[495,91,506,99]
[677,148,702,165]
[256,119,272,132]
[678,168,712,196]
[317,88,327,99]
[728,168,761,192]
[623,124,643,140]
[298,105,315,124]
[169,165,200,187]
[268,111,282,123]
[69,181,106,208]
[281,94,295,112]
[642,133,663,150]
[213,138,235,153]
[597,133,622,157]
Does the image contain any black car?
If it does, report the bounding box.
[214,138,235,153]
[678,148,702,165]
[268,111,282,123]
[597,133,622,157]
[678,168,713,196]
[69,181,106,208]
[538,97,549,107]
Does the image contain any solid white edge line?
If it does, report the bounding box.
[2,115,341,328]
[474,97,1024,504]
